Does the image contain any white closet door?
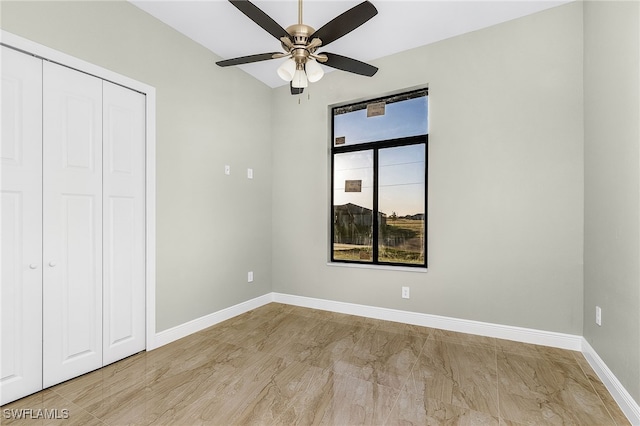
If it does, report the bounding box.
[42,61,103,387]
[102,81,146,365]
[0,46,44,405]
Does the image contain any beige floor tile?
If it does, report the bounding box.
[429,329,497,349]
[332,327,427,390]
[496,338,579,364]
[573,353,632,426]
[1,303,629,426]
[271,319,369,369]
[206,311,313,352]
[289,307,379,329]
[406,337,500,417]
[139,352,298,424]
[497,351,616,425]
[386,390,500,426]
[286,305,335,320]
[1,390,104,426]
[143,339,245,385]
[373,319,434,337]
[275,367,398,426]
[230,359,317,425]
[51,351,148,409]
[498,418,528,425]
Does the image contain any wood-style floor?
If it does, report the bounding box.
[2,303,630,425]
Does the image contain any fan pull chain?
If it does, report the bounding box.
[297,91,311,104]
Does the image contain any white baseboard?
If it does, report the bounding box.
[151,292,583,351]
[272,292,583,350]
[582,339,640,425]
[149,293,272,349]
[148,292,637,425]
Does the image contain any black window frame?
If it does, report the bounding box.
[330,89,428,268]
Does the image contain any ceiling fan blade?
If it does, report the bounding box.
[216,52,282,67]
[310,1,377,47]
[323,53,378,77]
[229,0,291,41]
[290,82,304,95]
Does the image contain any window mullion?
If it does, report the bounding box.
[372,148,379,263]
[330,148,336,262]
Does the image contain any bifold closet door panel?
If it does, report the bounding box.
[42,61,103,388]
[102,81,146,365]
[0,46,44,405]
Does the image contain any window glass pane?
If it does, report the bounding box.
[333,150,374,262]
[378,144,425,265]
[333,95,428,147]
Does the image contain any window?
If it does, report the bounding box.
[331,89,428,267]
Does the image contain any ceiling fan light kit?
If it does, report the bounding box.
[277,58,297,81]
[305,58,324,83]
[292,65,309,88]
[217,0,379,95]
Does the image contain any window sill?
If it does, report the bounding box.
[326,262,428,273]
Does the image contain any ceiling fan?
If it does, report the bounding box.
[216,0,379,95]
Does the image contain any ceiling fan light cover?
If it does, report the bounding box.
[292,68,308,88]
[305,59,324,83]
[277,58,296,81]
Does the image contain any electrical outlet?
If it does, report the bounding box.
[402,286,410,299]
[224,165,231,175]
[595,306,602,326]
[248,271,253,283]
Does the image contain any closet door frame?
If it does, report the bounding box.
[0,30,159,351]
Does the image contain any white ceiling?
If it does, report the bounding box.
[130,0,571,88]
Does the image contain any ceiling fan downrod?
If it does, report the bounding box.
[284,0,326,67]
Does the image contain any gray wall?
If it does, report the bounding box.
[3,0,638,405]
[272,2,585,335]
[583,0,640,403]
[1,1,274,332]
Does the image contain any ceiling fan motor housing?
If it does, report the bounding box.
[286,24,317,64]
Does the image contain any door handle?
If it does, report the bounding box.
[29,264,38,269]
[48,261,57,267]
